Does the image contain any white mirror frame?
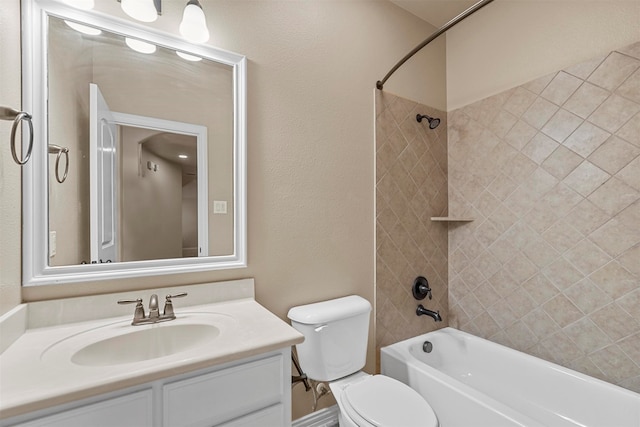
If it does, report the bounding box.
[22,0,247,286]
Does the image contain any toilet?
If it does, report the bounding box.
[287,295,438,427]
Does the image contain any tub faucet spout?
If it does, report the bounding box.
[417,304,442,322]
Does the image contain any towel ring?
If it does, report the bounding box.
[1,107,34,166]
[48,144,69,183]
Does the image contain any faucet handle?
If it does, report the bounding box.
[166,292,188,301]
[117,298,145,323]
[412,276,432,300]
[163,293,188,318]
[117,298,143,305]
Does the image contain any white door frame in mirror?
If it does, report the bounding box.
[22,0,247,286]
[104,110,210,261]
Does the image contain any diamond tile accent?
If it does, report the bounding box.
[588,135,640,175]
[616,113,640,147]
[522,97,559,129]
[587,52,640,92]
[588,94,640,133]
[616,68,640,104]
[563,161,610,197]
[448,42,640,393]
[541,71,583,105]
[564,55,606,80]
[563,121,611,158]
[502,87,538,117]
[617,156,640,191]
[588,177,639,216]
[522,132,559,164]
[564,82,610,119]
[541,145,583,179]
[565,278,612,315]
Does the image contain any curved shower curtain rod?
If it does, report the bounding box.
[376,0,494,90]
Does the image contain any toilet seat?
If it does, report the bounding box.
[340,375,438,427]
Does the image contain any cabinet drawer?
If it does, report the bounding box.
[163,354,284,427]
[10,389,153,427]
[216,404,284,427]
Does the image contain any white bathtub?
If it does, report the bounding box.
[381,327,640,427]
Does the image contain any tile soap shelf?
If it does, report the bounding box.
[430,217,475,222]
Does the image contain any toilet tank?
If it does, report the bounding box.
[287,295,372,382]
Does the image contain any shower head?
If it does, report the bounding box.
[416,114,440,130]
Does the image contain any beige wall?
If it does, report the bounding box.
[0,0,22,315]
[447,0,640,110]
[448,42,640,392]
[375,91,448,370]
[120,127,183,261]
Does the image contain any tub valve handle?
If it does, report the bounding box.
[412,276,432,300]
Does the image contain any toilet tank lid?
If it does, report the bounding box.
[287,295,371,324]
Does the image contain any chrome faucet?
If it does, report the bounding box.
[148,294,160,319]
[416,304,442,322]
[118,293,188,325]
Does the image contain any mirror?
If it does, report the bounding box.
[22,0,247,286]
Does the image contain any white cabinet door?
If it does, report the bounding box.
[216,404,284,427]
[11,389,153,427]
[163,354,284,427]
[5,349,291,427]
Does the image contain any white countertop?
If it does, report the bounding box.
[0,294,303,420]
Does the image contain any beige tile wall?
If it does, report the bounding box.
[448,42,640,392]
[375,92,448,367]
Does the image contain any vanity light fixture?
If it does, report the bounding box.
[125,37,157,54]
[179,0,210,43]
[176,51,203,62]
[64,20,102,35]
[62,0,95,10]
[117,0,210,44]
[119,0,160,23]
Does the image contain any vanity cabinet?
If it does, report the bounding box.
[10,390,154,427]
[5,350,290,427]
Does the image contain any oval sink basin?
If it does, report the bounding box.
[71,323,220,366]
[40,312,235,367]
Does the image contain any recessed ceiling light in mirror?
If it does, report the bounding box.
[125,37,156,54]
[176,51,203,62]
[64,20,102,35]
[178,154,189,159]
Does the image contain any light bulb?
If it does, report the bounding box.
[179,0,210,43]
[125,37,157,54]
[121,0,158,23]
[64,20,102,35]
[176,51,202,62]
[62,0,94,10]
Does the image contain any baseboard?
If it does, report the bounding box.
[292,405,339,427]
